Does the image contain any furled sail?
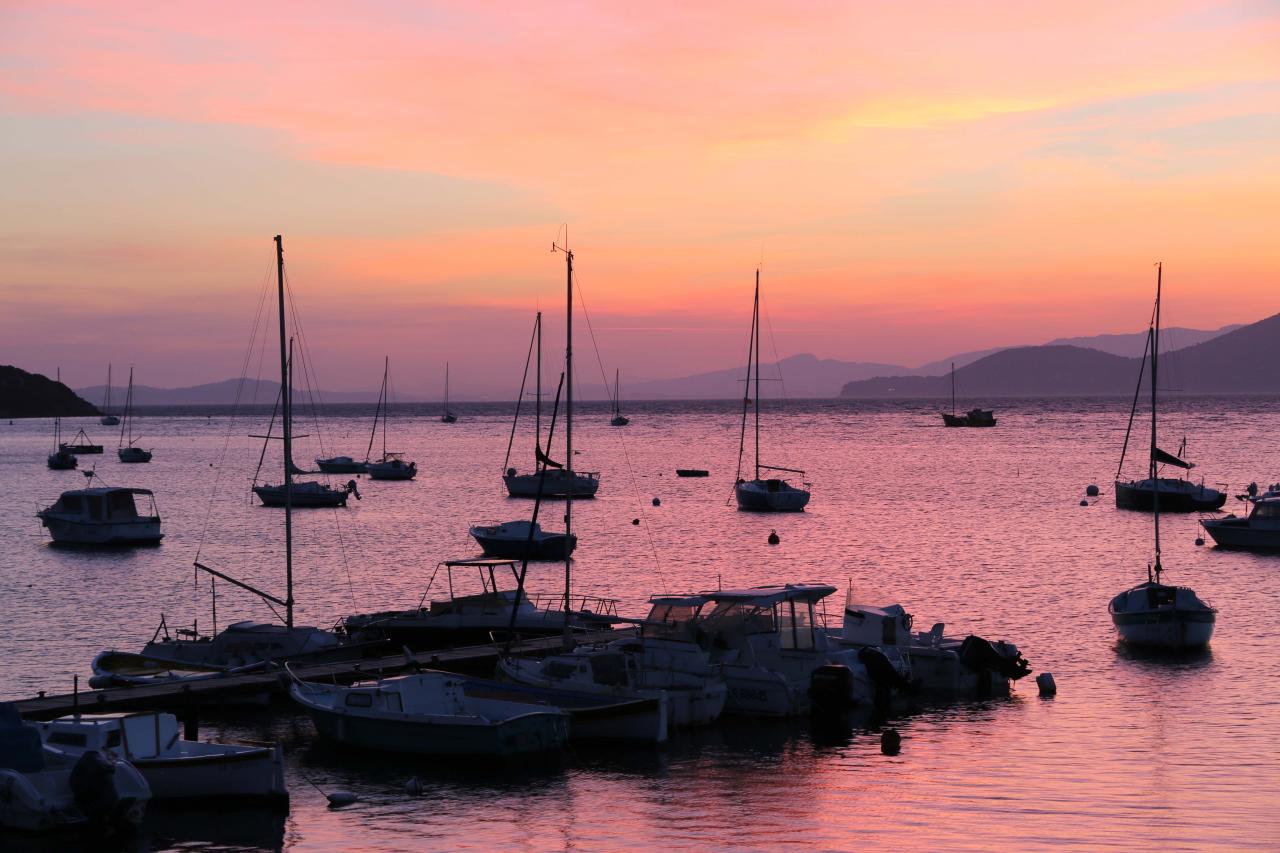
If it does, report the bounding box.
[535,444,563,470]
[1153,446,1193,469]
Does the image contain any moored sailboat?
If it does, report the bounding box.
[116,367,152,463]
[441,361,458,423]
[609,369,629,426]
[364,356,417,480]
[47,368,78,470]
[99,364,120,426]
[940,362,996,427]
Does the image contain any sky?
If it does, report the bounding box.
[1,1,1277,396]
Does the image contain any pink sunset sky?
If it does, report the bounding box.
[1,1,1277,395]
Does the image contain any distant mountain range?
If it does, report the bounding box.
[75,378,385,407]
[839,313,1280,398]
[1,365,99,418]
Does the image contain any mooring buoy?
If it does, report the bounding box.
[1195,536,1205,546]
[1080,499,1089,506]
[768,530,780,545]
[652,497,660,506]
[881,729,901,755]
[1036,672,1057,696]
[1086,484,1100,497]
[632,518,640,525]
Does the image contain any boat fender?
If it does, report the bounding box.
[87,675,115,689]
[1036,672,1057,696]
[809,663,855,713]
[880,728,901,755]
[1195,536,1204,546]
[327,790,358,807]
[1080,500,1089,506]
[858,647,910,691]
[405,776,425,796]
[70,750,119,826]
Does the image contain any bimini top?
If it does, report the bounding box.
[704,583,837,607]
[648,593,711,608]
[58,487,155,498]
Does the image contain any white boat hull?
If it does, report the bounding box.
[39,517,162,546]
[1111,614,1215,649]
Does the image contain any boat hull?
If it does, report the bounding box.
[1110,609,1215,649]
[99,416,120,426]
[1201,518,1280,551]
[366,460,416,480]
[253,485,348,507]
[504,471,600,499]
[470,529,576,560]
[117,448,152,463]
[47,452,77,470]
[458,678,668,743]
[1114,479,1226,512]
[38,516,162,546]
[59,443,103,454]
[735,480,810,512]
[315,458,367,474]
[127,748,286,806]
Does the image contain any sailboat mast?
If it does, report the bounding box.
[563,244,574,645]
[951,362,956,416]
[536,313,542,460]
[754,269,761,481]
[1151,262,1162,579]
[614,368,620,417]
[54,367,61,447]
[444,362,449,414]
[105,364,112,413]
[381,356,389,459]
[274,235,294,630]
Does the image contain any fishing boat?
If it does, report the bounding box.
[1108,264,1217,650]
[441,361,458,423]
[0,703,150,835]
[98,365,120,426]
[342,558,618,650]
[290,671,569,757]
[834,590,1031,698]
[364,357,418,480]
[47,369,78,470]
[92,236,381,688]
[38,712,287,807]
[734,270,810,512]
[1201,496,1280,551]
[469,519,576,560]
[59,427,103,455]
[940,363,996,427]
[116,367,152,463]
[37,481,163,546]
[503,312,600,499]
[610,369,629,426]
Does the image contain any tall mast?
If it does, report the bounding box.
[951,362,956,416]
[54,367,61,447]
[536,313,542,459]
[550,235,574,647]
[105,364,112,413]
[382,356,389,459]
[754,269,761,481]
[444,362,449,413]
[1151,262,1162,582]
[274,235,294,630]
[614,368,620,416]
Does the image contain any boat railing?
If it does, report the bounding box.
[526,593,620,618]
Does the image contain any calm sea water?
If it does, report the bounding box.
[2,396,1278,852]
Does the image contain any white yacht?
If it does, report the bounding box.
[1202,496,1280,551]
[38,712,287,807]
[37,485,162,546]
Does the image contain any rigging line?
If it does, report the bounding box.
[760,294,789,403]
[503,315,538,475]
[731,283,756,503]
[327,501,360,610]
[1116,326,1153,482]
[571,271,616,404]
[609,410,668,593]
[283,269,330,463]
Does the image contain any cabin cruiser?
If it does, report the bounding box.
[692,584,909,716]
[343,558,619,650]
[37,486,162,546]
[0,703,150,834]
[498,596,729,730]
[1201,496,1280,551]
[315,456,367,474]
[366,454,416,481]
[38,712,287,807]
[833,594,1031,698]
[504,467,600,499]
[735,477,810,512]
[253,479,357,507]
[1114,477,1226,512]
[290,671,569,757]
[469,520,576,560]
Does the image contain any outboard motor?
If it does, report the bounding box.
[70,750,120,827]
[959,635,1032,681]
[810,663,855,714]
[858,647,911,692]
[346,479,362,501]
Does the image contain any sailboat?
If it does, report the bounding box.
[610,369,629,426]
[92,235,376,687]
[503,306,600,499]
[733,270,810,512]
[940,363,996,427]
[365,357,417,480]
[47,368,77,470]
[117,367,152,463]
[1108,264,1216,650]
[99,364,120,426]
[441,362,458,423]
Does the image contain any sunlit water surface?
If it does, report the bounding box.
[2,397,1278,852]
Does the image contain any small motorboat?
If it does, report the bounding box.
[117,446,152,464]
[59,428,103,454]
[38,712,287,807]
[676,469,709,477]
[37,485,163,546]
[0,703,150,834]
[1201,496,1280,551]
[290,671,570,757]
[366,454,416,481]
[253,479,356,507]
[315,456,367,474]
[48,449,78,470]
[469,520,576,560]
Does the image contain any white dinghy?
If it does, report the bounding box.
[39,712,287,808]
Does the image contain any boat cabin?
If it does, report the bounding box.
[641,594,710,641]
[40,713,178,762]
[41,487,159,523]
[698,584,837,653]
[841,603,917,647]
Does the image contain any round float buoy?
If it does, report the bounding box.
[652,497,660,506]
[632,518,640,525]
[1086,484,1100,497]
[880,729,901,755]
[1080,499,1089,506]
[327,790,358,807]
[768,530,780,545]
[1195,536,1205,546]
[1036,672,1057,696]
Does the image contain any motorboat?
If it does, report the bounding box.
[734,269,811,512]
[59,427,103,454]
[693,584,909,716]
[315,456,366,474]
[290,671,569,757]
[455,675,668,744]
[0,702,150,834]
[834,594,1031,698]
[99,364,120,426]
[1114,477,1226,512]
[253,479,356,507]
[116,367,152,463]
[342,558,619,650]
[940,362,997,427]
[38,712,287,807]
[1201,496,1280,551]
[469,519,576,560]
[1108,263,1216,651]
[37,485,163,546]
[366,454,416,481]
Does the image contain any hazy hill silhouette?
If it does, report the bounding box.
[1,366,99,418]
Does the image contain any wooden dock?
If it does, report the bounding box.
[13,630,625,721]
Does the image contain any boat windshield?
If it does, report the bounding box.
[642,602,703,640]
[1255,503,1280,519]
[701,600,777,635]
